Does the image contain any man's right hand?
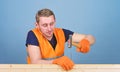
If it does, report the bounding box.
[76,39,90,53]
[53,56,74,71]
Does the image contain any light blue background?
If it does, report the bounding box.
[0,0,120,64]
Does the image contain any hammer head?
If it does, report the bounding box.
[68,35,72,48]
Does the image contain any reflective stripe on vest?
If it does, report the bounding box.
[42,54,64,60]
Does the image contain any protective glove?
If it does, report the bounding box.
[53,56,74,70]
[76,39,90,53]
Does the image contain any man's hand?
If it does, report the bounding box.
[53,56,74,71]
[76,39,90,53]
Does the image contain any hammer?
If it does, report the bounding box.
[68,35,81,48]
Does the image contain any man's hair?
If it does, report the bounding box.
[35,8,56,23]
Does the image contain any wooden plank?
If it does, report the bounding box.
[0,64,10,72]
[0,64,120,72]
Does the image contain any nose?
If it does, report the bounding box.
[47,25,52,31]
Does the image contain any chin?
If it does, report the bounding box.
[45,34,52,37]
[48,34,53,37]
[45,32,53,37]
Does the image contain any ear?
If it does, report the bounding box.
[35,22,39,28]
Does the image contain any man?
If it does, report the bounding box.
[26,8,95,71]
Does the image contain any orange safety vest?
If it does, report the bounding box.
[27,28,65,64]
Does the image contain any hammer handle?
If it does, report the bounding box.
[72,42,81,48]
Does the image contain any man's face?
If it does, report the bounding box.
[36,15,55,38]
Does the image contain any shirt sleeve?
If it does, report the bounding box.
[25,30,39,47]
[62,28,74,42]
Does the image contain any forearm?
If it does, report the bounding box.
[72,33,95,45]
[85,35,95,45]
[72,33,86,42]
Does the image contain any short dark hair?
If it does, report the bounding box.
[35,8,56,23]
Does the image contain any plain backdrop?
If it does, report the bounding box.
[0,0,120,64]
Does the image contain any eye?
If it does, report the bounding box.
[50,22,54,26]
[42,24,47,27]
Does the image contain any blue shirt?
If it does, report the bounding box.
[26,28,74,49]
